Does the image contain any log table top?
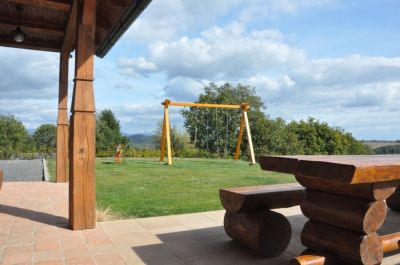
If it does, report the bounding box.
[259,155,400,184]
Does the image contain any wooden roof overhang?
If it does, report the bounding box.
[0,0,151,57]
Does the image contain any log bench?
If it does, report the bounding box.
[220,184,304,257]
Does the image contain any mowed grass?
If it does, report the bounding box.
[48,158,295,218]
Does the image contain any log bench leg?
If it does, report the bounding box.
[295,185,395,265]
[224,210,292,257]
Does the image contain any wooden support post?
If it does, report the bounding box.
[159,109,167,162]
[164,101,172,165]
[0,169,3,190]
[69,0,96,230]
[56,51,69,183]
[243,108,256,164]
[234,112,245,161]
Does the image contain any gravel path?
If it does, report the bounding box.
[0,159,44,182]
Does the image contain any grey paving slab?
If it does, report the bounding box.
[0,159,44,181]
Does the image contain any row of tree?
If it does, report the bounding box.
[0,116,57,159]
[180,83,373,157]
[0,110,129,159]
[0,83,374,160]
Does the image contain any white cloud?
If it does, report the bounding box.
[117,57,158,77]
[0,99,57,129]
[0,49,59,100]
[163,77,206,101]
[120,23,306,80]
[119,21,400,139]
[239,0,337,22]
[123,0,334,43]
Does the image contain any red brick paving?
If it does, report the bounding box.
[0,182,125,265]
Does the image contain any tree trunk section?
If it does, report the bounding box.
[301,221,383,265]
[301,190,387,233]
[224,210,291,257]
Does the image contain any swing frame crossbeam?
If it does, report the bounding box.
[160,99,256,165]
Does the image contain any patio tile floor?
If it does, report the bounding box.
[1,181,400,265]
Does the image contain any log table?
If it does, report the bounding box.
[259,155,400,265]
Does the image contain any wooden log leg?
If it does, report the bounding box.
[301,220,383,265]
[295,182,396,265]
[224,210,291,257]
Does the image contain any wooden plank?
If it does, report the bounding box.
[220,185,304,213]
[69,0,96,230]
[163,101,242,109]
[56,51,69,183]
[61,0,76,51]
[296,174,398,200]
[6,0,72,11]
[258,155,300,174]
[260,155,400,184]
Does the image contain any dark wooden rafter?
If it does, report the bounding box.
[61,0,76,51]
[0,35,59,51]
[0,16,64,34]
[5,0,72,11]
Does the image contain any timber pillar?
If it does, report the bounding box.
[56,51,69,183]
[69,0,96,230]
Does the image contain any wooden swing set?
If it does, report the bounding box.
[160,99,256,165]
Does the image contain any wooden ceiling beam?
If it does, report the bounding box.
[0,16,64,34]
[61,0,76,52]
[0,17,64,35]
[6,0,72,12]
[0,36,60,52]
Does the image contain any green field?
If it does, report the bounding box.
[48,158,294,218]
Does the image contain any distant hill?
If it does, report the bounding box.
[362,140,400,149]
[128,134,155,149]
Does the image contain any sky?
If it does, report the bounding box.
[0,0,400,140]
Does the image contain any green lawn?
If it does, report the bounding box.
[48,158,295,218]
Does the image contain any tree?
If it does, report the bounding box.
[0,115,28,159]
[32,124,57,154]
[181,83,267,157]
[153,122,192,156]
[287,118,373,155]
[96,109,129,153]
